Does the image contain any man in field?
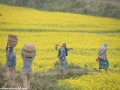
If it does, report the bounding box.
[96,43,109,72]
[5,43,16,83]
[55,43,73,75]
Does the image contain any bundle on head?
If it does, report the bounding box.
[8,34,18,47]
[22,43,36,57]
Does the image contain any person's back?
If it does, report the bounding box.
[5,47,16,82]
[21,43,36,90]
[22,55,34,73]
[98,46,106,60]
[58,47,66,59]
[6,51,16,68]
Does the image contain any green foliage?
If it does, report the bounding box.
[0,0,120,18]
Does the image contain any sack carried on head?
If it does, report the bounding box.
[22,43,36,57]
[8,34,18,47]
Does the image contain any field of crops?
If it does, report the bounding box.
[0,4,120,90]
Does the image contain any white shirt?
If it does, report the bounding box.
[98,46,107,60]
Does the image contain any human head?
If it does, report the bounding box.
[104,42,108,48]
[62,43,66,48]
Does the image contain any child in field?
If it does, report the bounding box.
[55,43,73,75]
[96,43,109,72]
[21,43,36,89]
[5,43,16,83]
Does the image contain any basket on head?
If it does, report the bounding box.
[22,43,36,57]
[8,34,18,47]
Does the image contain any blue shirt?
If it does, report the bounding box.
[21,50,36,73]
[6,52,16,68]
[22,57,34,73]
[59,47,66,60]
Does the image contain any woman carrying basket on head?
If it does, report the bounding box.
[5,34,18,83]
[21,43,36,89]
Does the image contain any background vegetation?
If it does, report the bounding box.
[0,0,120,18]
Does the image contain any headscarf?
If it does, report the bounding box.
[104,42,108,48]
[99,43,108,55]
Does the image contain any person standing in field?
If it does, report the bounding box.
[21,43,36,90]
[55,43,73,75]
[5,44,16,83]
[96,43,109,72]
[5,34,18,83]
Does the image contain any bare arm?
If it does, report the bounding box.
[21,48,26,61]
[6,43,9,59]
[67,48,73,51]
[6,43,8,51]
[96,57,100,62]
[32,50,36,60]
[55,44,60,50]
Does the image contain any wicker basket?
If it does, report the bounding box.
[22,43,36,57]
[8,34,18,47]
[8,34,17,38]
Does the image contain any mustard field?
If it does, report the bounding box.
[0,4,120,90]
[58,72,120,90]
